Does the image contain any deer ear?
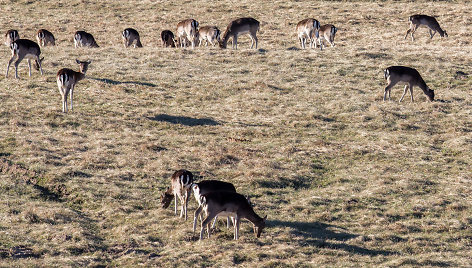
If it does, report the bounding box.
[263,215,267,221]
[87,60,92,64]
[76,59,80,64]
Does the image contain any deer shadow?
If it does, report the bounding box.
[270,220,397,256]
[146,114,220,126]
[90,77,157,87]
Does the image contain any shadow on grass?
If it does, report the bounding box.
[147,114,220,126]
[90,77,157,87]
[270,220,397,256]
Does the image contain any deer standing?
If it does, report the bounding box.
[56,59,91,113]
[160,170,194,220]
[5,39,44,79]
[219,17,260,49]
[405,14,447,41]
[384,66,435,102]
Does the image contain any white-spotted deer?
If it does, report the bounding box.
[405,14,447,41]
[220,17,260,49]
[161,30,176,47]
[384,66,434,102]
[197,26,221,47]
[122,28,143,48]
[296,18,321,49]
[56,59,91,113]
[313,24,337,50]
[160,170,194,220]
[176,19,199,48]
[195,191,266,240]
[4,29,19,47]
[74,31,99,48]
[191,180,237,231]
[5,39,44,79]
[36,29,56,47]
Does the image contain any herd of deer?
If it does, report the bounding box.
[160,170,267,240]
[3,14,446,113]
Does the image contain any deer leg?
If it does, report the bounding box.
[70,85,75,111]
[227,216,232,228]
[200,211,218,240]
[211,216,218,229]
[429,29,436,39]
[399,85,409,102]
[253,34,258,49]
[27,59,32,77]
[409,85,414,102]
[174,194,178,215]
[411,25,419,41]
[14,55,24,79]
[193,205,202,233]
[37,56,43,75]
[234,216,240,240]
[384,80,398,101]
[6,56,16,78]
[233,36,238,49]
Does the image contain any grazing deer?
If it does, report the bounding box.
[36,29,56,47]
[56,59,91,113]
[313,24,337,50]
[297,18,321,49]
[161,30,176,47]
[74,31,99,48]
[384,66,434,102]
[176,19,199,48]
[122,28,142,48]
[160,170,194,220]
[5,39,44,79]
[197,26,221,46]
[4,29,19,47]
[195,191,266,240]
[191,180,237,231]
[220,17,260,49]
[405,14,447,41]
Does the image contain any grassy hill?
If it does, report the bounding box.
[1,0,471,266]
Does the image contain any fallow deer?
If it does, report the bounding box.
[405,14,447,41]
[74,31,99,48]
[122,28,143,48]
[5,39,44,79]
[4,29,19,47]
[296,18,321,49]
[56,59,91,113]
[160,170,194,220]
[176,19,199,48]
[196,26,221,47]
[195,191,266,240]
[191,180,237,231]
[313,24,337,50]
[384,66,435,102]
[220,17,260,49]
[36,29,56,47]
[161,30,176,47]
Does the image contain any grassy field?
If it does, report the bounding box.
[1,0,471,266]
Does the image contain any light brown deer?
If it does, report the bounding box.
[36,29,55,47]
[219,17,260,49]
[176,19,199,48]
[160,170,194,220]
[195,191,266,240]
[74,31,99,48]
[5,39,44,79]
[405,14,447,41]
[384,66,434,102]
[4,29,19,47]
[296,18,321,49]
[197,26,221,46]
[56,59,91,113]
[122,28,143,48]
[313,24,337,50]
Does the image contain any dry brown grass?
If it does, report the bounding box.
[1,0,471,266]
